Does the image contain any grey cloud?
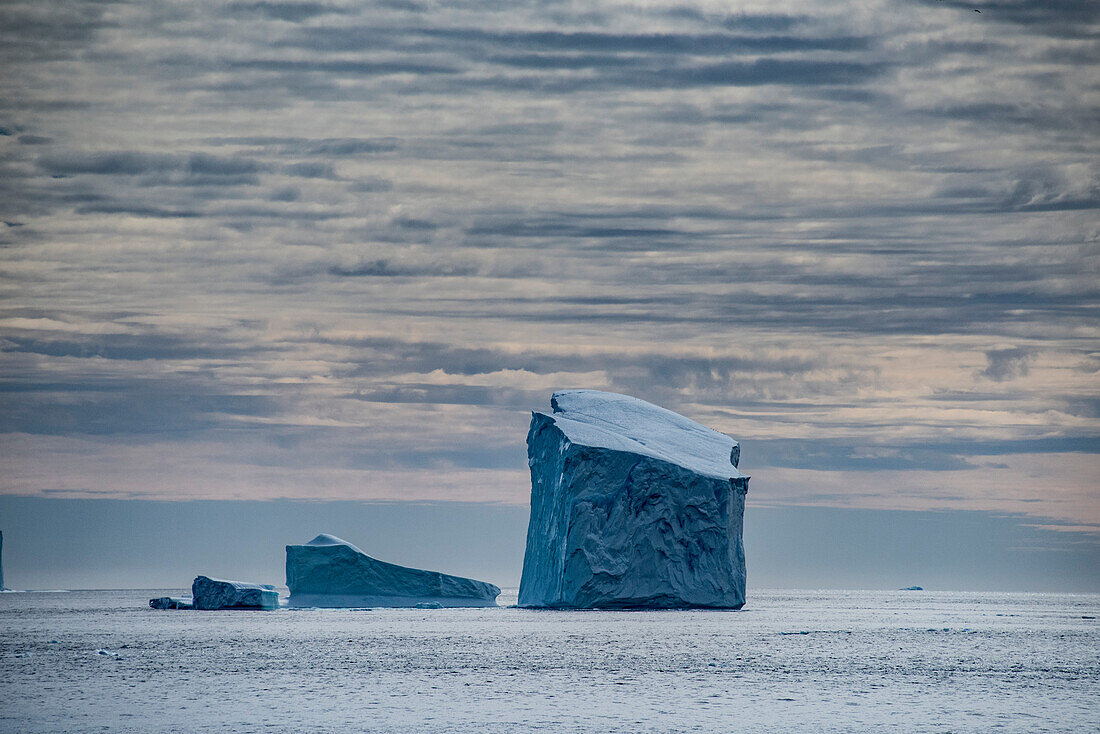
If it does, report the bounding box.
[980,348,1033,382]
[398,289,1093,339]
[327,259,476,278]
[348,178,394,193]
[0,388,280,436]
[377,0,427,11]
[283,161,337,179]
[1,333,256,362]
[269,185,301,201]
[0,320,1083,453]
[265,23,881,94]
[226,2,351,21]
[0,1,111,63]
[746,439,977,472]
[205,137,401,155]
[40,151,178,176]
[224,58,460,76]
[267,26,421,53]
[484,53,646,71]
[1062,398,1100,419]
[186,153,263,176]
[916,102,1100,136]
[39,151,264,178]
[878,436,1100,457]
[303,139,400,155]
[1043,44,1100,65]
[661,9,806,33]
[915,0,1100,38]
[391,217,439,231]
[475,57,887,90]
[350,384,546,411]
[210,205,345,221]
[641,59,887,88]
[73,203,204,219]
[446,59,889,96]
[467,218,688,241]
[417,28,871,55]
[327,336,833,391]
[1000,168,1100,211]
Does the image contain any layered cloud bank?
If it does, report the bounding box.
[0,1,1096,531]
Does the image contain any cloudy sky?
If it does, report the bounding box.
[1,0,1097,551]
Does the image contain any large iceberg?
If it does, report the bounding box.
[285,534,501,607]
[519,390,749,609]
[191,576,279,610]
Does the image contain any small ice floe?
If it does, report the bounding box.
[899,586,923,591]
[414,601,444,609]
[95,649,121,659]
[149,596,193,610]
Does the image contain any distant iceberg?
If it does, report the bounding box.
[519,390,749,609]
[286,534,500,608]
[191,576,279,610]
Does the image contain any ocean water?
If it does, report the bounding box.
[1,588,1097,732]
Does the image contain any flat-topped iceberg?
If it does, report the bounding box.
[191,576,279,610]
[285,534,501,608]
[519,390,749,609]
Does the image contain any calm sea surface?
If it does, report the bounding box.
[1,588,1097,732]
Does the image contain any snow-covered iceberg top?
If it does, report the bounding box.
[301,533,365,553]
[540,390,747,481]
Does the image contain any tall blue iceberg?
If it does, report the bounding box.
[519,390,749,609]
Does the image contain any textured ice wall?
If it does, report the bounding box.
[519,390,749,609]
[286,534,500,608]
[191,576,278,610]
